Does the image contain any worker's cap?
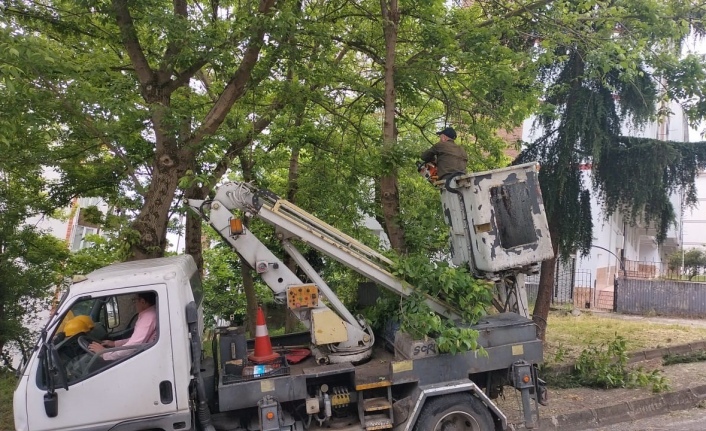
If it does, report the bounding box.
[436,127,457,140]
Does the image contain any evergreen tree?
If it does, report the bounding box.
[516,0,706,339]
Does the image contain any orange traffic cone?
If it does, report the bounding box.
[248,307,280,364]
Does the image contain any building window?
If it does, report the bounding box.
[71,225,98,251]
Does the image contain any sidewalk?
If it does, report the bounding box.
[496,341,706,430]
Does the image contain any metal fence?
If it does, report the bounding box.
[524,259,706,316]
[623,259,706,282]
[525,259,594,309]
[616,277,706,317]
[614,259,706,317]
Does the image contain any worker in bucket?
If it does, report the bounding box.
[420,126,468,181]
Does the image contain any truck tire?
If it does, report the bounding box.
[413,393,494,431]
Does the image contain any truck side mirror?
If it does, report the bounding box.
[185,301,198,324]
[44,392,58,418]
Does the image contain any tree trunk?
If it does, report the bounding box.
[284,145,301,333]
[379,0,406,254]
[379,176,405,252]
[532,256,556,341]
[241,248,259,338]
[184,185,208,274]
[0,302,5,365]
[287,146,301,202]
[129,151,181,260]
[532,222,559,341]
[238,156,259,337]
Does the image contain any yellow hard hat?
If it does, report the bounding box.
[56,310,76,334]
[64,315,94,337]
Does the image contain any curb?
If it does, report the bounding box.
[530,384,706,430]
[629,341,706,363]
[510,341,706,430]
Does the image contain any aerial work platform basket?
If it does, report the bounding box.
[439,162,554,280]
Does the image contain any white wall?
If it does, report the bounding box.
[24,213,70,240]
[24,168,72,241]
[682,171,706,250]
[577,171,625,290]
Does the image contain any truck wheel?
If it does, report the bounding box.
[413,393,494,431]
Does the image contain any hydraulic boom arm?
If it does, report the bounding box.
[187,182,463,363]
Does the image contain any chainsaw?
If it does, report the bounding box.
[416,161,438,184]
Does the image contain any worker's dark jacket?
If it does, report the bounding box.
[420,139,468,180]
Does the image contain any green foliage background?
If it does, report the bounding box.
[667,247,706,280]
[4,0,706,364]
[0,369,15,429]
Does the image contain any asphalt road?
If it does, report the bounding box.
[584,406,706,430]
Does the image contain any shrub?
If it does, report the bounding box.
[545,335,669,393]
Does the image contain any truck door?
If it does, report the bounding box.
[25,284,177,431]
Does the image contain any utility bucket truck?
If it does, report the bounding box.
[14,162,553,431]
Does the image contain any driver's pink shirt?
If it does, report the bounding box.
[101,305,157,361]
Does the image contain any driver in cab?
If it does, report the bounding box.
[89,292,157,360]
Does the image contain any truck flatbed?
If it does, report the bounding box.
[215,313,541,412]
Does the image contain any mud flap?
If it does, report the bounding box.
[536,377,548,406]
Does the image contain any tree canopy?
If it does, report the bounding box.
[2,0,539,263]
[3,0,706,352]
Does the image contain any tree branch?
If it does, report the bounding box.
[159,0,189,83]
[330,36,384,65]
[477,0,554,28]
[186,0,279,147]
[164,58,211,94]
[112,0,154,87]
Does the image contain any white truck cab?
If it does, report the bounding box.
[14,255,202,431]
